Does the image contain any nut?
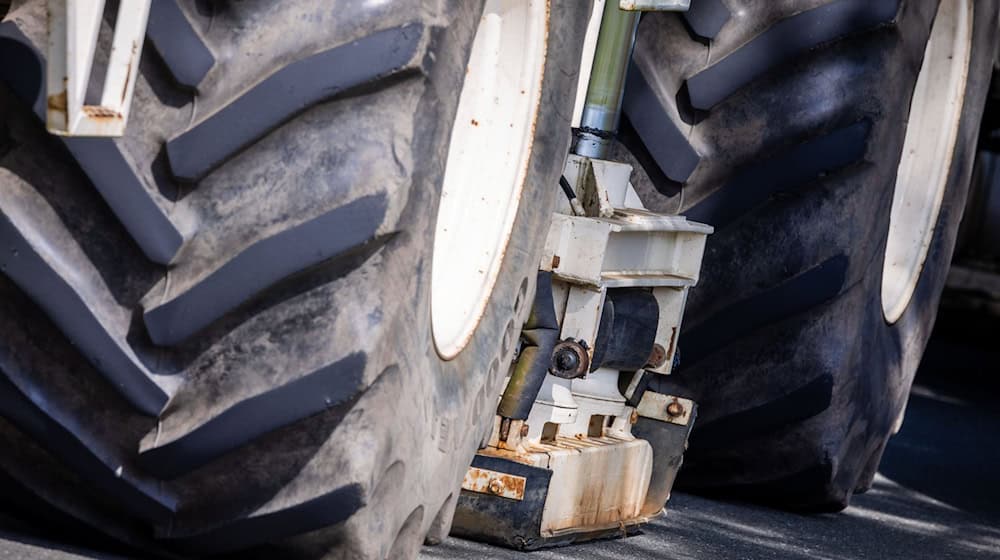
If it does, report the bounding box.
[630,410,639,424]
[488,478,505,495]
[666,401,685,418]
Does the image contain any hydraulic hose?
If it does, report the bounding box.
[496,271,560,420]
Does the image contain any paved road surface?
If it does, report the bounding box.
[423,474,1000,560]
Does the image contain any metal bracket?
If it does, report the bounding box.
[461,467,527,501]
[636,392,694,426]
[454,155,710,545]
[46,0,151,137]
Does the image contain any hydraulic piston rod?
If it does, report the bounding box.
[574,1,640,159]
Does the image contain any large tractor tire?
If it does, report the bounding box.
[0,1,586,557]
[621,0,998,510]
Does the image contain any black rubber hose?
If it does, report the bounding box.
[496,271,560,420]
[559,175,577,201]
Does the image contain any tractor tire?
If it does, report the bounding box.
[619,0,999,510]
[0,1,586,557]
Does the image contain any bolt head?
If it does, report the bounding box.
[554,348,580,371]
[666,401,684,417]
[550,340,590,379]
[488,478,505,495]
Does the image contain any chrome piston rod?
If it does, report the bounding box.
[573,0,690,159]
[573,1,640,160]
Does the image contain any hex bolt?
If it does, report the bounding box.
[666,401,685,418]
[520,423,530,437]
[488,478,505,495]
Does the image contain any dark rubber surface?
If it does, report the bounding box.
[146,0,214,90]
[0,214,168,416]
[164,484,366,554]
[682,0,730,40]
[60,138,184,265]
[623,63,700,183]
[0,374,175,521]
[143,194,386,345]
[687,374,834,450]
[679,254,848,366]
[684,121,871,229]
[686,0,900,110]
[139,353,366,479]
[165,24,423,182]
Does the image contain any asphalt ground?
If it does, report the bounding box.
[0,306,997,560]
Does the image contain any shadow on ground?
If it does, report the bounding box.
[880,306,1000,523]
[423,305,1000,559]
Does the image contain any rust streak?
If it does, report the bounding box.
[121,43,137,104]
[83,105,123,120]
[47,90,67,112]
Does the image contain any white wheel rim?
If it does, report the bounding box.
[881,0,973,324]
[431,0,549,359]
